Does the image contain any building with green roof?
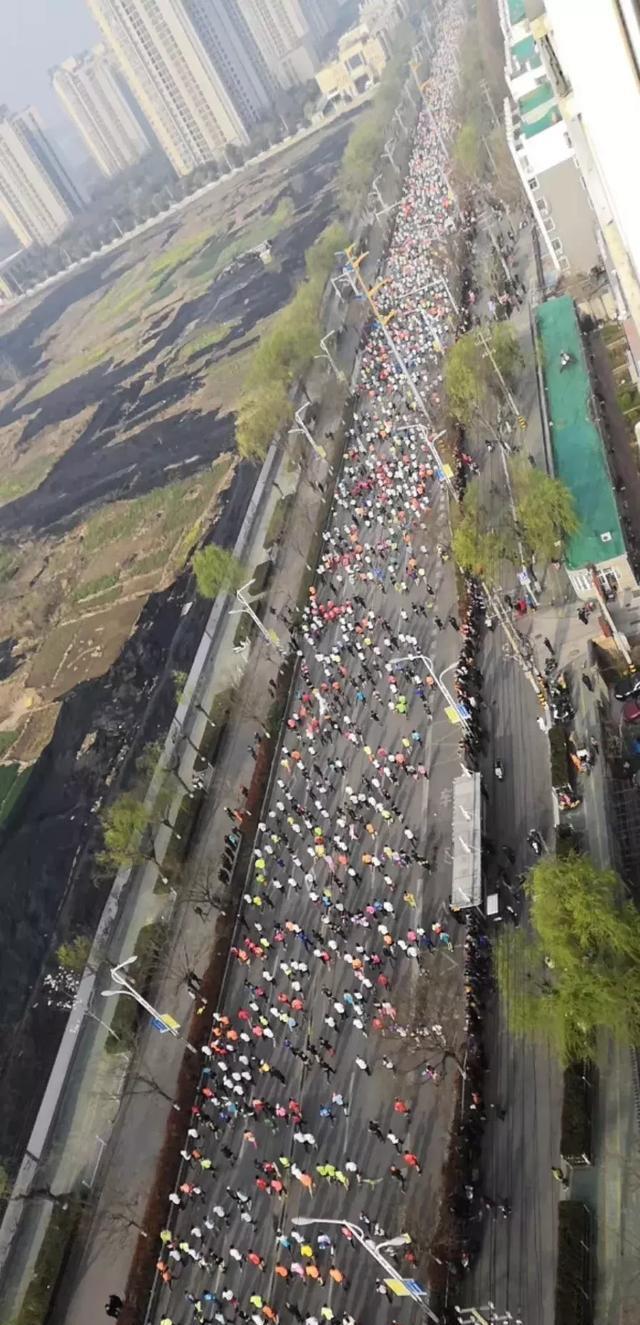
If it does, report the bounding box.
[535,295,635,598]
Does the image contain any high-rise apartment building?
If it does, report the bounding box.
[0,107,83,248]
[498,0,600,277]
[185,0,278,121]
[241,0,320,88]
[52,45,150,180]
[87,0,253,176]
[525,0,640,366]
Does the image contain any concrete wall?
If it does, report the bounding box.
[536,156,599,273]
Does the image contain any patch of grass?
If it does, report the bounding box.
[106,920,169,1054]
[12,1200,81,1325]
[188,197,294,285]
[0,457,54,505]
[264,493,294,549]
[95,280,148,326]
[179,323,236,361]
[126,550,167,578]
[0,763,32,824]
[83,463,230,555]
[70,572,119,603]
[0,731,17,759]
[147,229,216,285]
[26,344,115,402]
[0,546,18,581]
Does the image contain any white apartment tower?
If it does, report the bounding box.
[87,0,252,176]
[185,0,277,121]
[0,107,83,248]
[241,0,320,87]
[52,46,150,179]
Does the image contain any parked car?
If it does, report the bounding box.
[622,698,640,722]
[615,673,640,701]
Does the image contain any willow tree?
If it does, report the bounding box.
[496,853,640,1063]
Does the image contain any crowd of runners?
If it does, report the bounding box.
[148,6,505,1325]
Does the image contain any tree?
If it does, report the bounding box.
[56,935,91,974]
[0,1163,11,1202]
[373,953,467,1078]
[452,477,517,579]
[444,334,492,429]
[99,793,152,870]
[496,853,640,1063]
[236,380,293,461]
[512,463,578,563]
[192,544,244,599]
[338,112,385,209]
[491,321,524,388]
[305,222,348,284]
[444,325,523,427]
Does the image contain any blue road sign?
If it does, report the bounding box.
[151,1017,170,1033]
[457,704,471,720]
[404,1280,427,1295]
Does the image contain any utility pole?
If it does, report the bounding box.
[341,246,458,500]
[476,330,539,606]
[482,579,547,707]
[480,80,501,129]
[478,212,512,285]
[475,326,519,417]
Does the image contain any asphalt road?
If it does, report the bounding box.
[148,482,467,1325]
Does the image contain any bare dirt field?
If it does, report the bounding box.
[0,114,356,767]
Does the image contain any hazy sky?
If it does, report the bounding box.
[0,0,100,123]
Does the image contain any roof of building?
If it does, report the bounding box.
[536,295,625,570]
[451,773,482,911]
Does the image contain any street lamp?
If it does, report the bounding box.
[394,423,456,501]
[370,174,386,209]
[340,248,458,502]
[230,577,286,655]
[289,402,334,475]
[314,330,345,383]
[389,653,471,734]
[382,137,399,172]
[291,1218,438,1320]
[101,956,180,1038]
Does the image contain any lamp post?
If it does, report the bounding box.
[230,578,286,655]
[393,423,456,500]
[101,956,180,1037]
[314,330,345,382]
[288,401,330,466]
[340,247,457,501]
[291,1218,438,1321]
[389,653,471,734]
[370,173,386,209]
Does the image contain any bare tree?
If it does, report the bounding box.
[374,953,467,1079]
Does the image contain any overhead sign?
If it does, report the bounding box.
[151,1013,180,1034]
[385,1279,427,1297]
